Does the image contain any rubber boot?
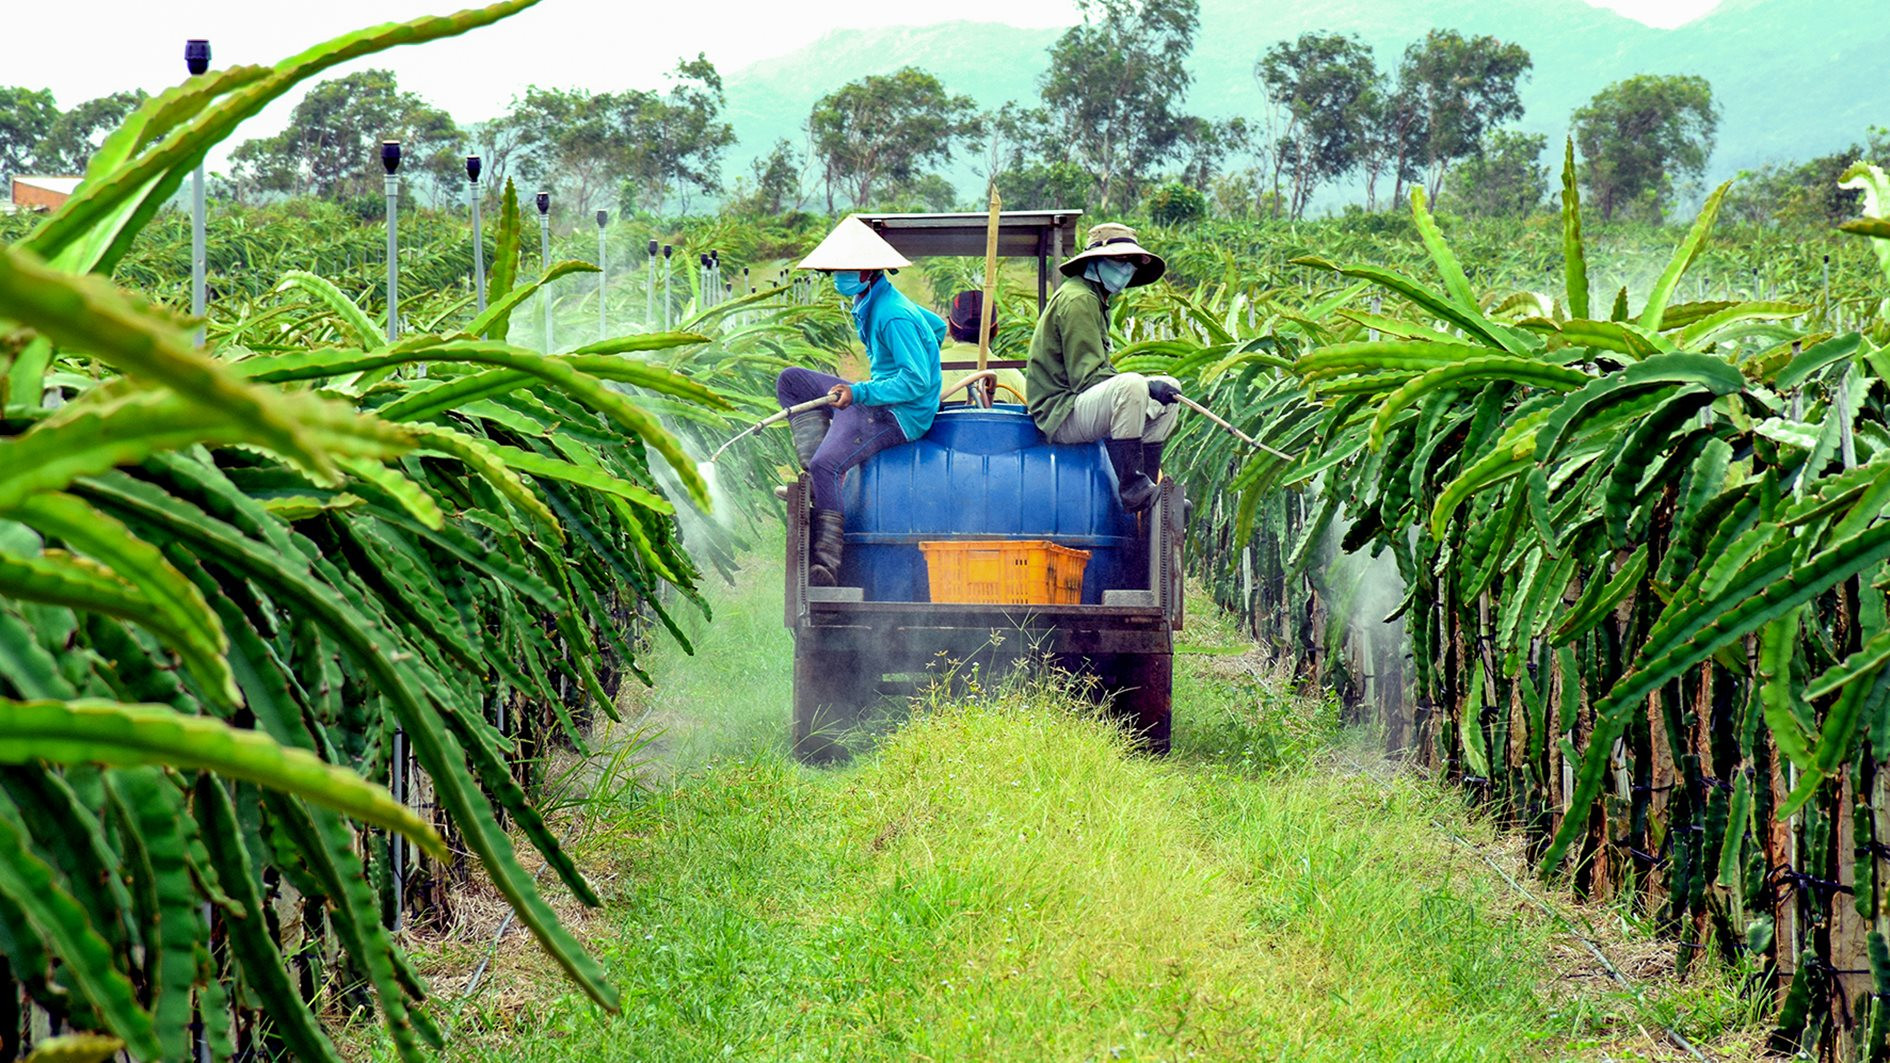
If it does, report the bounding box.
[778,411,834,500]
[1104,438,1158,513]
[789,410,830,468]
[1144,440,1192,522]
[808,508,845,587]
[1142,441,1165,481]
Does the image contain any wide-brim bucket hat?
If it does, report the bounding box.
[797,215,912,271]
[1058,221,1166,287]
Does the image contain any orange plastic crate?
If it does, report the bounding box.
[917,540,1091,605]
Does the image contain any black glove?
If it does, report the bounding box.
[1147,379,1182,405]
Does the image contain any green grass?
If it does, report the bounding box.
[370,560,1762,1061]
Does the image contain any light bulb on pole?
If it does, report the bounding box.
[596,209,609,341]
[646,238,659,327]
[186,39,211,347]
[381,141,401,345]
[662,244,673,330]
[467,155,485,313]
[536,192,552,350]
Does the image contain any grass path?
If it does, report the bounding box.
[376,553,1763,1061]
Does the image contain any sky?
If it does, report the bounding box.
[12,0,1724,168]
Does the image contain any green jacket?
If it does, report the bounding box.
[1026,276,1114,438]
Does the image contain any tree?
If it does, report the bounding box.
[1256,32,1382,218]
[1573,74,1719,221]
[737,138,803,216]
[620,55,735,215]
[466,114,532,202]
[1175,117,1251,192]
[32,91,147,173]
[0,87,58,180]
[1724,131,1889,227]
[1145,181,1207,225]
[230,70,462,202]
[1040,0,1199,211]
[1394,30,1531,204]
[1439,130,1548,217]
[808,67,974,211]
[505,86,622,215]
[976,103,1090,210]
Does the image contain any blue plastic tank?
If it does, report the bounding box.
[836,404,1142,603]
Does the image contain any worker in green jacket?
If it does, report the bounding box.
[1026,222,1180,512]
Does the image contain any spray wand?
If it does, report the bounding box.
[1174,393,1295,461]
[705,394,838,466]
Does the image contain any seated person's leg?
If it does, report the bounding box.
[776,366,846,471]
[1051,372,1150,445]
[1053,374,1160,512]
[803,405,909,585]
[776,366,846,407]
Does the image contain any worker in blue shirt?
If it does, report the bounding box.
[777,216,945,586]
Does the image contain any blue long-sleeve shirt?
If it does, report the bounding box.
[847,275,945,441]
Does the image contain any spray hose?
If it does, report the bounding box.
[712,372,1006,466]
[707,386,1290,466]
[707,394,837,465]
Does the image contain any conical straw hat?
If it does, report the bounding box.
[797,216,912,271]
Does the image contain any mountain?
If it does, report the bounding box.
[719,0,1888,206]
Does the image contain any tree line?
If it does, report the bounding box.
[0,0,1877,228]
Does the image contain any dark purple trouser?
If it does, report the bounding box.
[776,366,909,511]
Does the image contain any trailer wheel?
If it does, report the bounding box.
[1109,652,1173,756]
[792,647,872,765]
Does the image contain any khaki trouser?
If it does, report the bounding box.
[1049,372,1182,445]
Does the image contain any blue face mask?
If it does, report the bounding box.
[1089,259,1137,293]
[832,272,871,298]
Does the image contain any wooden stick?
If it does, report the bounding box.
[975,185,1002,389]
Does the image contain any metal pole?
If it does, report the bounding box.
[184,42,214,1063]
[187,39,210,348]
[646,239,658,326]
[593,208,608,336]
[390,729,405,931]
[381,141,401,345]
[596,210,609,341]
[535,192,552,351]
[468,156,486,313]
[662,244,673,330]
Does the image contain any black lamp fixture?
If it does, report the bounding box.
[380,141,401,175]
[662,243,672,259]
[647,239,659,258]
[535,192,550,215]
[185,39,211,76]
[596,209,608,228]
[466,155,482,182]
